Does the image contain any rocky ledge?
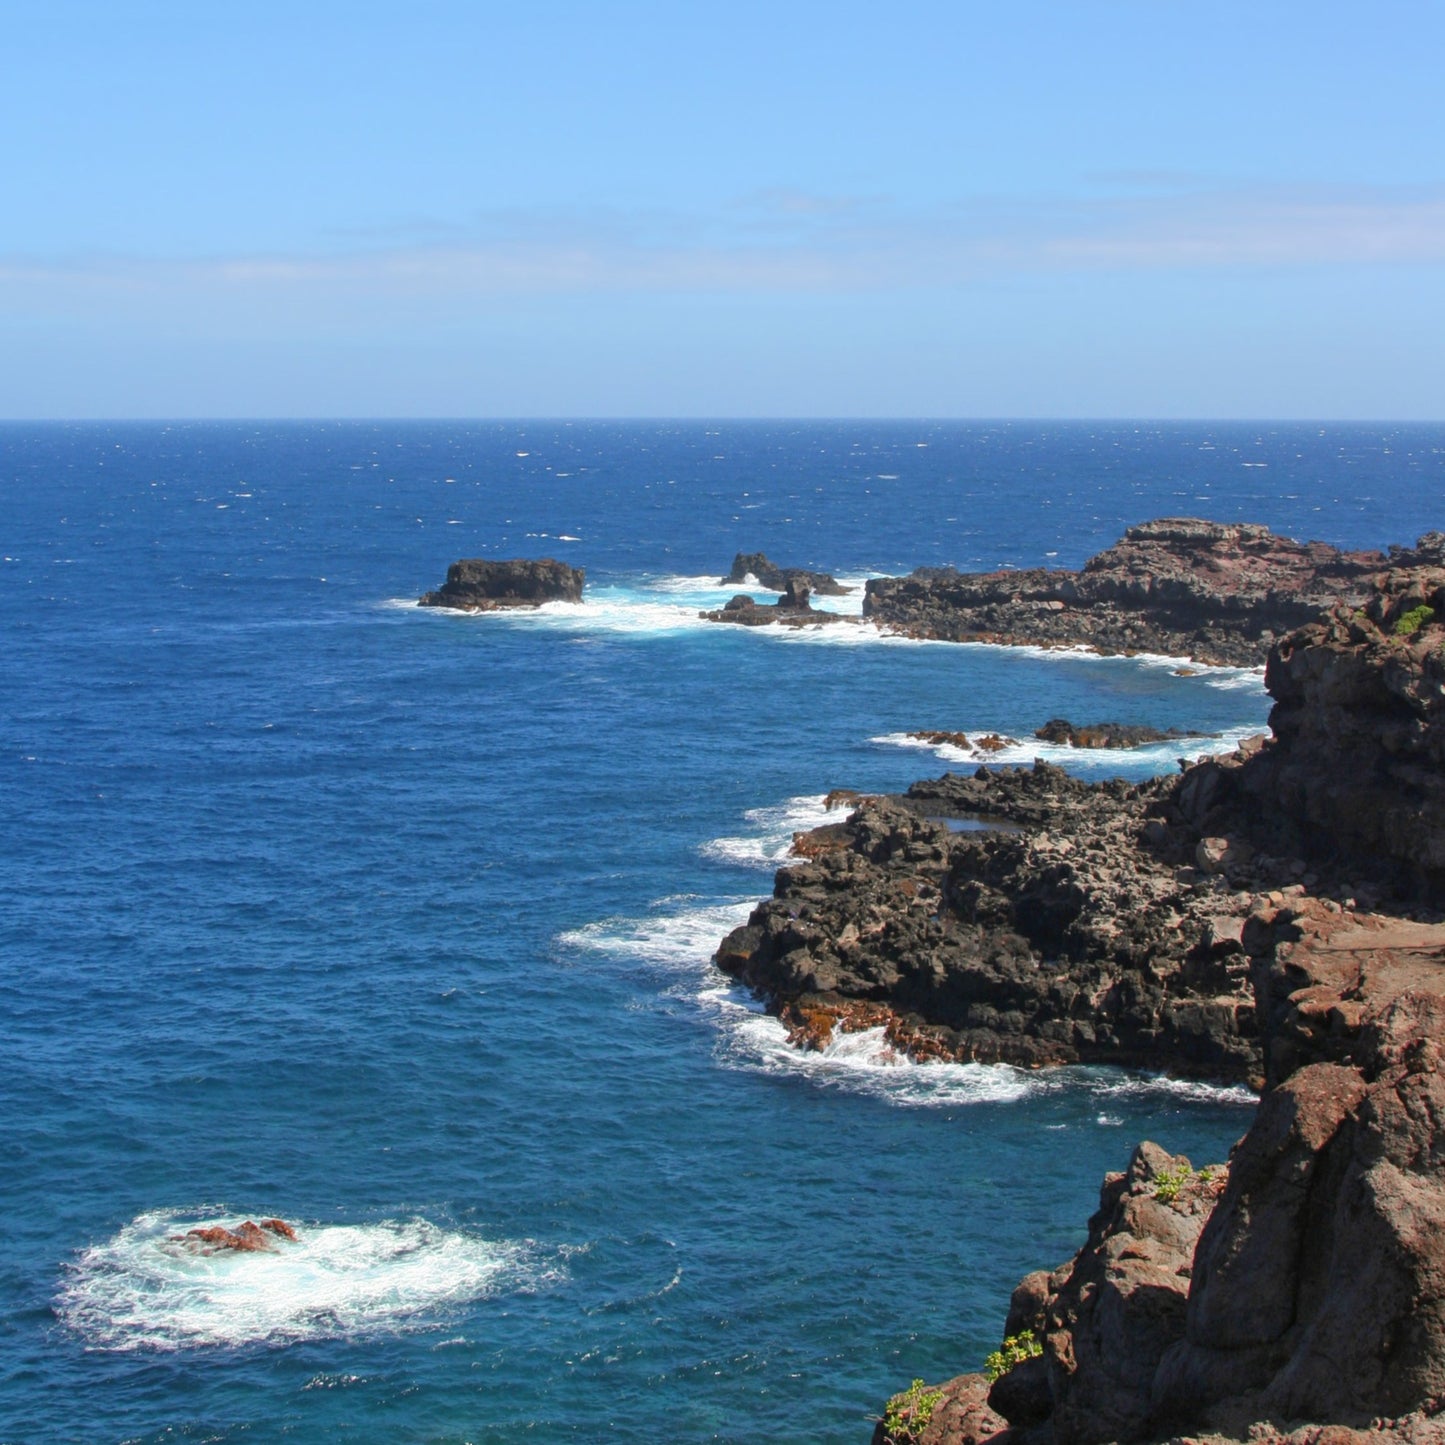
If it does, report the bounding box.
[418,557,584,610]
[862,520,1445,667]
[709,555,1445,1442]
[721,551,853,596]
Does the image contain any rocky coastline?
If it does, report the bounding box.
[418,557,584,610]
[861,519,1441,666]
[708,535,1445,1443]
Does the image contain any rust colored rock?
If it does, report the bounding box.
[974,734,1015,752]
[174,1217,298,1254]
[179,1221,273,1253]
[789,822,854,858]
[910,730,975,749]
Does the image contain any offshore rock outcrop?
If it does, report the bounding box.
[1034,718,1215,750]
[700,578,862,629]
[173,1218,298,1254]
[863,519,1402,666]
[418,557,584,610]
[849,567,1445,1444]
[721,551,852,595]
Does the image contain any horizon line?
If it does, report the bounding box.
[2,414,1442,426]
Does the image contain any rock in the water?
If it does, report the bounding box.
[418,557,584,610]
[174,1218,299,1253]
[1034,718,1214,749]
[720,551,852,595]
[699,582,860,629]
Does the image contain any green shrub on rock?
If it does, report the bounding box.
[984,1329,1043,1383]
[1394,604,1436,636]
[881,1377,945,1442]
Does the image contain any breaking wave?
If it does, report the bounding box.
[58,1211,549,1352]
[871,723,1268,774]
[698,794,836,869]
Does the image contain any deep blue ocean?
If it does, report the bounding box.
[3,420,1442,1444]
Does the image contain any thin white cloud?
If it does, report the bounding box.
[3,184,1443,319]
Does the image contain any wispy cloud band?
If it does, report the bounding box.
[4,183,1443,317]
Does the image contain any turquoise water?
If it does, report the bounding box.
[3,420,1440,1442]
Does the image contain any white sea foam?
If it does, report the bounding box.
[59,1212,545,1352]
[870,723,1268,772]
[715,1011,1042,1107]
[397,574,871,638]
[699,794,835,869]
[557,897,757,967]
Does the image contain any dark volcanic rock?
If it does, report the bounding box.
[864,519,1392,666]
[1034,718,1214,750]
[721,551,852,595]
[714,763,1264,1081]
[1250,567,1445,898]
[419,557,584,610]
[700,579,861,629]
[878,919,1445,1442]
[866,563,1445,1445]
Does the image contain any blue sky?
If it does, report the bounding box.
[4,1,1443,417]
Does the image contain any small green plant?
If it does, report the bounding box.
[881,1378,945,1441]
[1153,1163,1193,1203]
[983,1329,1043,1383]
[1394,604,1436,637]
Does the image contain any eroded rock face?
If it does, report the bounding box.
[1250,569,1445,899]
[720,551,852,595]
[863,520,1394,666]
[418,557,584,610]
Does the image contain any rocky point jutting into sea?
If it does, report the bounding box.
[710,521,1445,1444]
[862,517,1436,665]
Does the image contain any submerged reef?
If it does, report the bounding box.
[710,541,1445,1443]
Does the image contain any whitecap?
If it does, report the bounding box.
[713,1007,1041,1107]
[699,794,835,870]
[557,897,757,968]
[58,1211,546,1352]
[870,723,1268,773]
